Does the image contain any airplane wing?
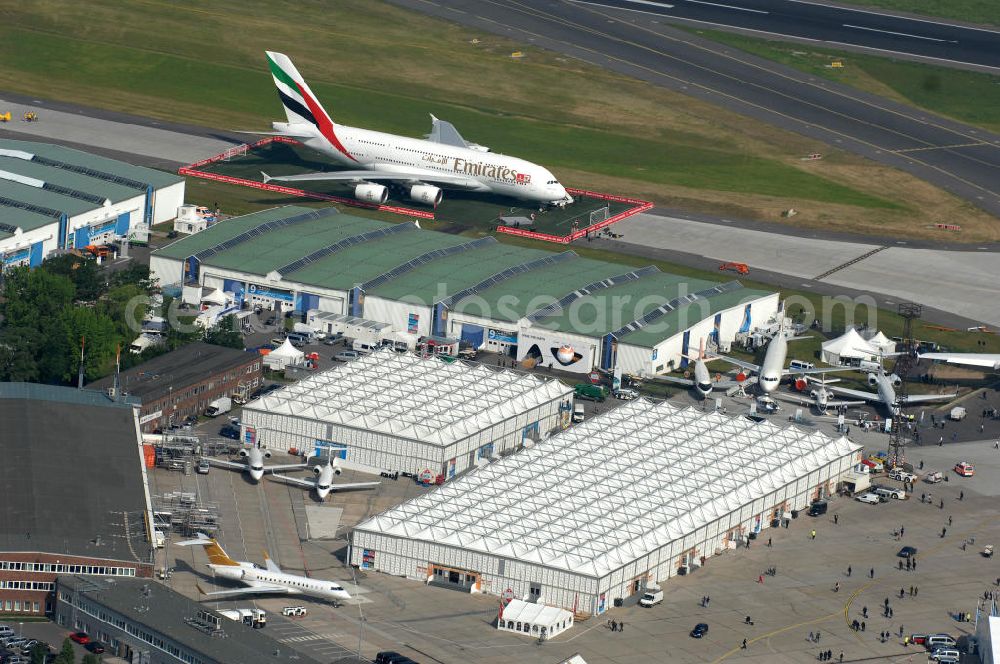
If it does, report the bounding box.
[205,458,247,471]
[900,393,957,405]
[330,481,381,491]
[262,462,310,474]
[919,353,1000,370]
[198,584,300,599]
[267,474,316,489]
[781,366,856,376]
[653,375,694,387]
[712,355,761,373]
[261,168,481,188]
[826,385,878,401]
[262,552,282,574]
[827,399,868,407]
[772,393,815,407]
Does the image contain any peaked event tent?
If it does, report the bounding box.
[350,398,861,615]
[264,338,304,369]
[821,328,878,365]
[866,330,896,355]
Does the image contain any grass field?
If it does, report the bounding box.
[824,0,1000,26]
[2,0,996,240]
[696,30,1000,133]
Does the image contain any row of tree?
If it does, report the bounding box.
[25,638,100,664]
[0,254,244,384]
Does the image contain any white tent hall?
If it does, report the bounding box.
[821,328,879,366]
[241,350,572,477]
[350,399,861,616]
[263,338,304,369]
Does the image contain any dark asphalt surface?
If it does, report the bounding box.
[387,0,1000,219]
[576,0,1000,70]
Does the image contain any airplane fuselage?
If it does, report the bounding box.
[758,334,788,394]
[875,372,898,413]
[693,359,713,397]
[209,562,350,602]
[280,122,572,205]
[247,447,266,481]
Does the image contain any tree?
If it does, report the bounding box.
[2,266,75,330]
[42,254,104,302]
[203,315,245,350]
[81,654,101,664]
[29,642,47,664]
[58,306,122,383]
[0,325,40,382]
[97,283,150,340]
[55,637,75,664]
[109,261,155,293]
[162,296,200,350]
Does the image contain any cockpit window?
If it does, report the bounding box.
[547,180,560,185]
[251,465,263,471]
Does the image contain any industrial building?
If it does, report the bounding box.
[88,342,262,432]
[240,350,573,478]
[55,575,324,664]
[0,139,184,269]
[0,384,154,616]
[350,399,862,616]
[150,206,779,376]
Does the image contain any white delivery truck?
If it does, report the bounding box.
[639,585,663,607]
[949,406,967,421]
[293,322,324,340]
[205,397,232,417]
[218,608,266,628]
[572,403,586,423]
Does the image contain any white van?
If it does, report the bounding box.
[0,625,14,637]
[572,403,585,423]
[639,586,663,607]
[925,635,957,649]
[352,340,376,354]
[930,649,960,662]
[789,359,815,371]
[874,487,905,500]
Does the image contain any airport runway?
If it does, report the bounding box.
[611,212,1000,326]
[576,0,1000,70]
[387,0,1000,219]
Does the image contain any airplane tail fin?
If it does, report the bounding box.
[176,533,240,566]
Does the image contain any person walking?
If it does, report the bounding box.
[862,606,868,618]
[767,537,772,547]
[811,529,817,540]
[960,491,964,501]
[948,515,953,526]
[834,582,840,592]
[870,567,875,578]
[741,638,747,650]
[900,525,905,536]
[847,565,852,577]
[620,621,625,632]
[834,514,839,524]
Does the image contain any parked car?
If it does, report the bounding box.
[888,469,916,482]
[613,388,639,400]
[874,487,906,500]
[260,383,283,395]
[322,333,344,346]
[954,461,975,477]
[85,642,106,654]
[219,424,240,440]
[196,458,211,475]
[690,623,709,638]
[855,493,880,505]
[924,471,944,483]
[909,634,928,645]
[69,633,90,645]
[333,350,360,362]
[897,546,918,558]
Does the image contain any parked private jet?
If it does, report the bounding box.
[775,374,866,415]
[656,339,742,398]
[177,533,351,602]
[270,448,380,500]
[255,51,573,208]
[826,365,956,415]
[715,332,850,394]
[205,445,308,482]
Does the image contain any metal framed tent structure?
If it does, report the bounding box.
[241,350,573,476]
[350,399,861,616]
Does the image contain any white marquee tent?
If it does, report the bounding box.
[497,599,574,638]
[821,328,878,366]
[866,330,896,355]
[263,338,304,369]
[350,399,861,615]
[242,350,572,476]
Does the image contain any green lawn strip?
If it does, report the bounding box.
[816,0,999,27]
[693,29,1000,133]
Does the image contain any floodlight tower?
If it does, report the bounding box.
[888,303,922,470]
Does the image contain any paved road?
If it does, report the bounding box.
[388,0,1000,219]
[576,0,1000,70]
[612,212,1000,326]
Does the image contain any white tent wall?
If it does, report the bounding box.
[362,297,433,338]
[149,254,183,287]
[151,181,186,224]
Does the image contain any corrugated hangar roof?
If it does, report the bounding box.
[355,398,860,579]
[0,138,182,188]
[248,349,572,447]
[0,383,150,561]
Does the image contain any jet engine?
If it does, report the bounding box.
[409,184,443,207]
[809,389,820,399]
[263,449,272,459]
[889,373,902,387]
[239,449,249,458]
[868,373,879,386]
[794,378,808,392]
[331,463,343,476]
[314,465,323,476]
[354,183,388,204]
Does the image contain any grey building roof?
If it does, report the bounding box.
[57,576,324,664]
[0,384,150,561]
[0,139,183,189]
[88,342,255,402]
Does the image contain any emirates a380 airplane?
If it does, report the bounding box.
[257,51,574,208]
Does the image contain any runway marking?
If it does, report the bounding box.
[474,0,1000,203]
[842,23,957,43]
[571,0,675,18]
[893,142,990,153]
[678,0,768,14]
[786,0,1000,36]
[610,0,675,10]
